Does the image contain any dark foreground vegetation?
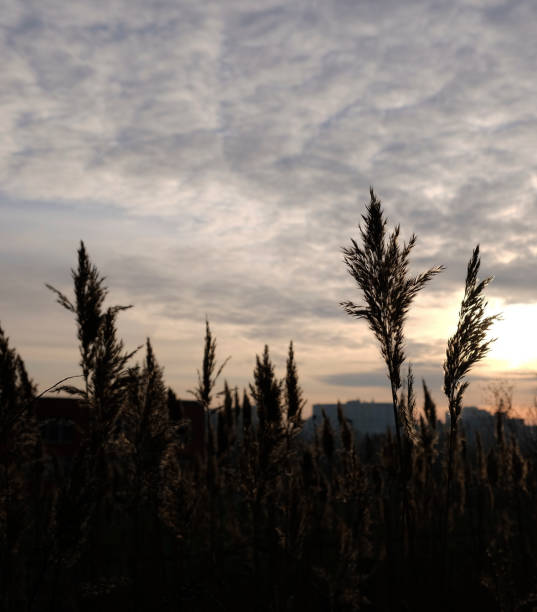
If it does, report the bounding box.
[2,190,537,611]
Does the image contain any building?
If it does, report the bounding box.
[167,397,205,457]
[35,396,88,469]
[445,406,529,447]
[308,399,395,436]
[35,395,205,460]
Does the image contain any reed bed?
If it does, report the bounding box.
[1,191,536,611]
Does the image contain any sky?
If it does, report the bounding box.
[2,0,537,420]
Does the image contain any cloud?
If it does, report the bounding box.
[3,0,537,407]
[319,370,391,389]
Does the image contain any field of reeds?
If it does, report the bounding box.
[2,189,537,611]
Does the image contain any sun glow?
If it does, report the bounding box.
[488,303,537,370]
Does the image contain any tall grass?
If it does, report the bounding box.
[2,191,536,611]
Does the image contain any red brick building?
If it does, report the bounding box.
[35,396,88,458]
[35,396,205,459]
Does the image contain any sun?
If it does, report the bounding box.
[487,303,537,370]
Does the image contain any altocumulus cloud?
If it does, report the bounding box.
[1,0,537,410]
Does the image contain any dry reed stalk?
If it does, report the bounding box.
[442,245,499,591]
[341,188,443,467]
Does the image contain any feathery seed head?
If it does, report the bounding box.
[341,189,443,391]
[443,246,500,422]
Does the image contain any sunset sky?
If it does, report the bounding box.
[2,1,537,419]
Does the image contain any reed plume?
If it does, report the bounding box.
[444,246,499,427]
[341,188,443,463]
[188,317,230,415]
[284,341,306,437]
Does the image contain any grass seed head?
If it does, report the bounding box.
[443,245,500,422]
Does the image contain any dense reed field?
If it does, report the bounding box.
[2,190,537,611]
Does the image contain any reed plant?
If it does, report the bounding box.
[340,188,443,466]
[443,246,499,540]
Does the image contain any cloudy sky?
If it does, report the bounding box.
[2,0,537,419]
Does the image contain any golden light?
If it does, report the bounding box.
[487,303,537,370]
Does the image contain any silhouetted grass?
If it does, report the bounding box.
[1,192,536,611]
